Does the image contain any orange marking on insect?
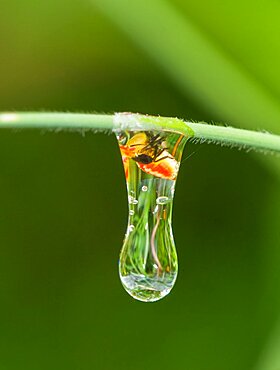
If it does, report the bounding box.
[119,146,132,179]
[119,133,179,180]
[137,153,178,180]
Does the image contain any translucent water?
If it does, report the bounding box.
[116,130,187,302]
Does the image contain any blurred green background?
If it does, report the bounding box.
[1,1,280,369]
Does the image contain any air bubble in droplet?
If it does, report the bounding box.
[141,185,148,192]
[128,225,135,233]
[128,195,138,205]
[129,210,135,216]
[156,196,170,205]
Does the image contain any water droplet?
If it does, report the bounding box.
[116,130,187,302]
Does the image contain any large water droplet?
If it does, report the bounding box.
[116,130,187,302]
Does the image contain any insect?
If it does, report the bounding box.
[119,132,181,180]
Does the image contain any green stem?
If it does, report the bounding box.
[0,112,280,153]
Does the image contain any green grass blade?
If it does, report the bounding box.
[255,318,280,370]
[1,112,280,155]
[91,0,280,132]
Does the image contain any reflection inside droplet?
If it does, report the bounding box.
[116,130,187,302]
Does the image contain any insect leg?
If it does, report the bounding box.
[153,155,175,163]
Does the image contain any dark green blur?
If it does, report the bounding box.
[0,1,280,369]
